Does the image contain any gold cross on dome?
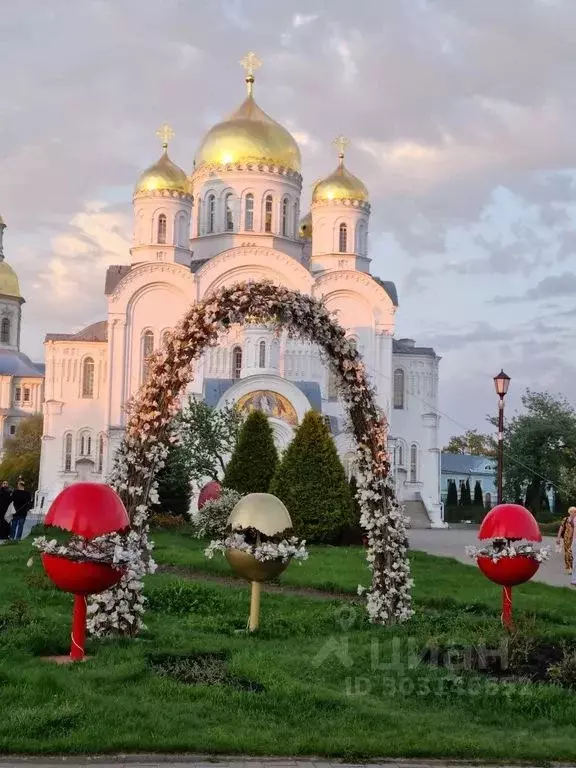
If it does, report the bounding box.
[333,135,350,162]
[240,51,262,94]
[240,51,262,77]
[156,122,175,149]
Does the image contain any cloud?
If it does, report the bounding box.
[492,272,576,304]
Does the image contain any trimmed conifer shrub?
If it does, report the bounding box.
[156,443,191,518]
[446,479,458,508]
[473,480,484,506]
[459,479,472,506]
[269,410,353,543]
[223,410,278,495]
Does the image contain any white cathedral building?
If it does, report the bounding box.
[36,56,443,527]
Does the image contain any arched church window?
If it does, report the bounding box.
[393,368,405,410]
[157,214,167,244]
[225,194,234,231]
[232,346,242,380]
[207,194,215,233]
[141,330,154,384]
[64,433,73,472]
[196,198,202,236]
[97,433,105,473]
[162,330,171,348]
[281,197,289,236]
[258,340,266,368]
[0,317,10,343]
[82,357,95,399]
[338,222,348,253]
[264,195,273,233]
[79,430,92,457]
[410,444,418,483]
[396,442,404,468]
[245,194,254,231]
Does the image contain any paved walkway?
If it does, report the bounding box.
[409,528,572,588]
[0,759,573,768]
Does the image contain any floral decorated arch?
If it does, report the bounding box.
[88,281,413,636]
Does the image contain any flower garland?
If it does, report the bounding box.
[466,538,550,563]
[205,532,308,564]
[88,280,413,636]
[33,533,133,566]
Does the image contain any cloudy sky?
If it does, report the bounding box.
[1,0,575,441]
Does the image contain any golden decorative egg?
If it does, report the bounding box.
[194,94,301,172]
[0,261,21,299]
[312,163,369,203]
[135,150,189,195]
[227,493,292,536]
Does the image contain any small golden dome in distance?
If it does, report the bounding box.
[0,261,22,299]
[312,164,369,203]
[228,493,292,536]
[299,211,312,240]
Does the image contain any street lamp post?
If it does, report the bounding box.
[494,370,511,505]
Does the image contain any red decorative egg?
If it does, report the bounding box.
[477,554,540,587]
[198,481,221,510]
[42,553,124,595]
[45,482,130,539]
[479,503,541,542]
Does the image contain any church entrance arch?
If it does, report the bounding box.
[90,281,412,636]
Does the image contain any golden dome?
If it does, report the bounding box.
[135,149,189,195]
[194,55,301,173]
[313,135,368,203]
[299,211,312,240]
[0,261,21,299]
[312,163,368,203]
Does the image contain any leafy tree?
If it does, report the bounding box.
[177,398,243,484]
[0,414,43,490]
[443,430,496,457]
[459,479,472,507]
[155,442,191,517]
[269,411,353,543]
[473,480,484,507]
[223,410,278,495]
[446,479,458,507]
[501,390,576,519]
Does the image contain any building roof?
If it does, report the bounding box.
[371,276,398,307]
[441,453,496,476]
[104,265,131,295]
[45,320,108,343]
[393,338,437,358]
[0,349,44,377]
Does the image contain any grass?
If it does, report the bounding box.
[2,531,576,758]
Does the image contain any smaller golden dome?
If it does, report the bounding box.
[313,136,368,203]
[135,149,189,195]
[299,211,312,240]
[312,163,368,203]
[0,261,21,299]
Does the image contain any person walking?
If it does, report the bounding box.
[0,481,12,540]
[557,506,576,574]
[10,480,32,541]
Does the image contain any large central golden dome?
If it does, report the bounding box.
[194,73,301,172]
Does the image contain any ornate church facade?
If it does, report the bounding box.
[37,55,443,526]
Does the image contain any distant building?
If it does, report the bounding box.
[441,453,496,508]
[0,216,44,456]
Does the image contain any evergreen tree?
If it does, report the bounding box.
[156,442,191,517]
[473,480,484,506]
[269,410,353,543]
[446,479,458,507]
[459,479,472,506]
[223,410,278,495]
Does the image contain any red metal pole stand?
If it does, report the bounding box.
[501,586,513,630]
[70,594,87,661]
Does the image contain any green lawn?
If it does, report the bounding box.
[1,531,576,758]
